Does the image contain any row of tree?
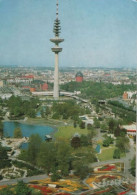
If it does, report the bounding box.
[52,100,85,120]
[0,144,11,169]
[6,96,39,119]
[108,101,136,123]
[61,81,136,100]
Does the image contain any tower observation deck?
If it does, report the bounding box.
[50,0,64,100]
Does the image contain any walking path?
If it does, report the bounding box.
[0,174,48,186]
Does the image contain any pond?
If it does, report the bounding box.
[95,144,101,153]
[3,121,54,140]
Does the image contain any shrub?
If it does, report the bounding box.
[0,175,3,180]
[113,149,120,159]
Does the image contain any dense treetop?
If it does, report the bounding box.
[61,81,136,99]
[6,96,39,118]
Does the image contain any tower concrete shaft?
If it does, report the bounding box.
[54,53,59,99]
[50,0,64,100]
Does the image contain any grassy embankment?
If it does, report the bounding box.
[25,117,68,127]
[54,126,88,141]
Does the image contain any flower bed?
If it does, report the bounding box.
[94,163,124,173]
[30,178,88,193]
[0,185,7,190]
[56,193,71,195]
[98,164,116,171]
[85,174,122,188]
[96,175,116,181]
[30,184,56,195]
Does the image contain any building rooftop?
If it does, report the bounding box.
[76,71,83,77]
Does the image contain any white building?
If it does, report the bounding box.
[122,123,136,136]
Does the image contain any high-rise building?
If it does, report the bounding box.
[50,0,64,100]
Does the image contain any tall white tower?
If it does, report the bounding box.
[50,0,64,100]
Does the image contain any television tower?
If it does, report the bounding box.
[50,0,64,100]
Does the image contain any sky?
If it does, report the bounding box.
[0,0,137,68]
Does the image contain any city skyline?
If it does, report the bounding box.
[0,0,137,68]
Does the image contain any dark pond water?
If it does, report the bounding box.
[3,121,55,149]
[3,121,54,140]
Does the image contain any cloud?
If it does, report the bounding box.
[132,0,137,2]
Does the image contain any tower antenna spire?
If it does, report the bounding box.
[50,0,64,100]
[56,0,59,19]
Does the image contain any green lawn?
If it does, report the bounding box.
[26,118,65,126]
[97,147,126,161]
[97,147,116,161]
[54,126,88,141]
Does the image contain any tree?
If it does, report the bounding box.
[37,142,57,174]
[0,186,14,195]
[73,160,91,180]
[100,123,108,131]
[130,157,135,177]
[15,180,32,195]
[45,106,51,116]
[0,144,11,169]
[0,144,8,160]
[0,120,3,137]
[27,134,42,165]
[94,118,100,128]
[79,121,85,129]
[7,96,39,119]
[113,149,120,159]
[14,107,22,117]
[133,135,136,144]
[52,100,83,121]
[56,142,72,176]
[14,127,22,138]
[51,167,61,182]
[62,113,68,119]
[0,175,3,180]
[71,136,81,148]
[18,149,28,161]
[40,109,45,118]
[96,106,99,113]
[27,109,36,118]
[88,128,97,140]
[116,136,130,153]
[108,118,116,133]
[103,139,110,147]
[73,121,77,128]
[87,124,92,130]
[119,128,127,137]
[103,136,114,147]
[80,135,89,146]
[52,113,60,119]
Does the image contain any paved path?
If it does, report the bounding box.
[90,159,124,168]
[0,174,48,186]
[90,143,136,182]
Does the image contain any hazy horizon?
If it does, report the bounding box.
[0,0,137,68]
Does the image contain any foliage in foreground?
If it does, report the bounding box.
[130,157,136,177]
[0,181,32,195]
[19,134,96,180]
